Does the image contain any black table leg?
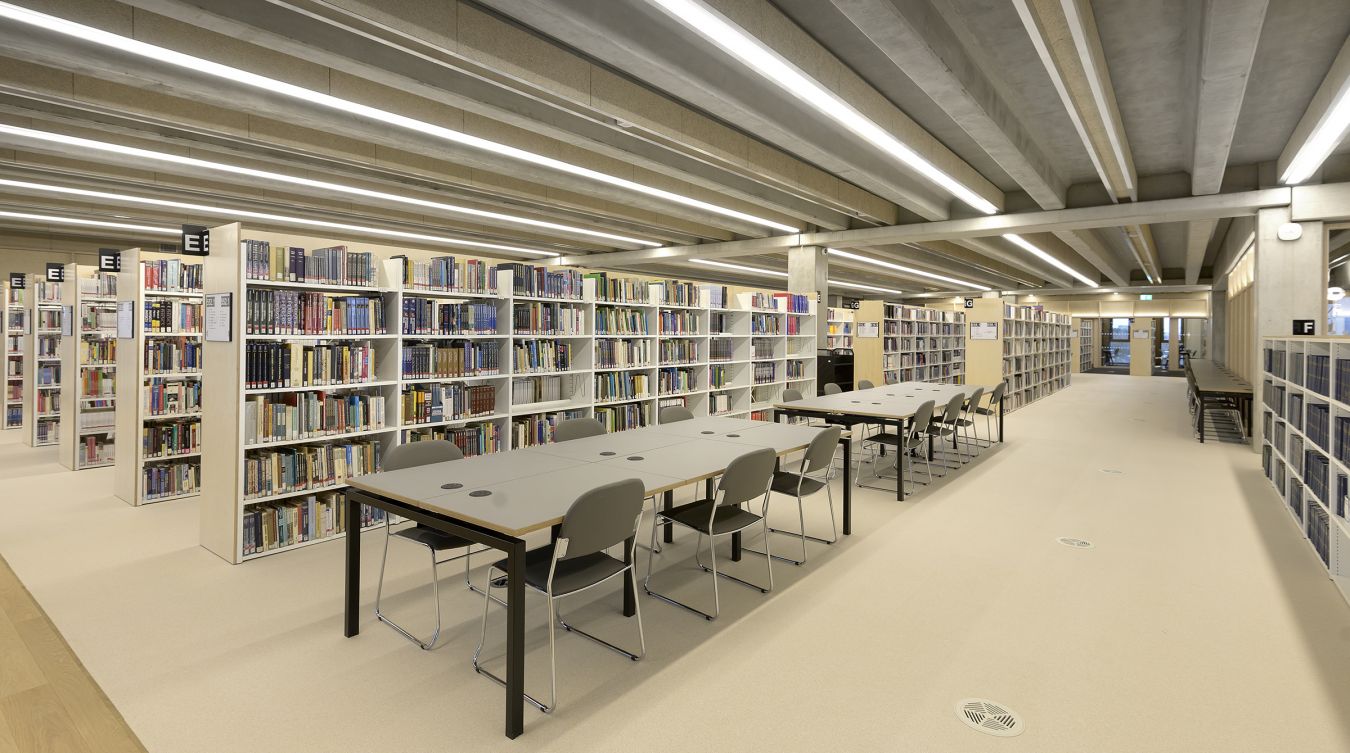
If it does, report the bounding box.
[731,532,742,561]
[998,399,1005,442]
[896,418,905,502]
[662,489,673,543]
[344,494,360,638]
[842,436,852,535]
[623,534,636,618]
[505,537,526,739]
[1199,396,1206,443]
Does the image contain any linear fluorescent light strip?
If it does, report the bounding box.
[1002,233,1099,287]
[826,248,991,291]
[0,2,798,234]
[0,178,560,257]
[1281,76,1350,184]
[648,0,997,216]
[0,209,179,234]
[690,258,905,295]
[0,125,658,248]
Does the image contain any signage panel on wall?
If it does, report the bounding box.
[181,225,210,256]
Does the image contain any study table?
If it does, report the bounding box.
[773,382,1003,503]
[342,417,844,739]
[1187,359,1253,442]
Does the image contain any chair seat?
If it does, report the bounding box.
[492,547,627,597]
[974,406,998,416]
[770,470,827,496]
[663,499,762,535]
[860,431,903,447]
[393,524,473,551]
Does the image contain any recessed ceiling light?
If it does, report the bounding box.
[647,0,998,216]
[827,248,991,291]
[0,124,662,248]
[0,2,800,234]
[1281,73,1350,184]
[0,209,178,234]
[1002,233,1099,287]
[0,178,562,257]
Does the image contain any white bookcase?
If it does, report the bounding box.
[199,223,818,564]
[1260,337,1350,605]
[1075,317,1094,372]
[58,264,118,470]
[115,249,205,506]
[23,275,62,447]
[4,281,24,430]
[825,306,854,348]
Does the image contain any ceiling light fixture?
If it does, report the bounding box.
[647,0,999,216]
[0,209,179,235]
[689,258,905,295]
[1280,73,1350,184]
[0,178,561,257]
[0,124,661,248]
[1001,234,1099,287]
[826,247,991,291]
[0,2,800,234]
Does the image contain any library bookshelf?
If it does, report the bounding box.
[1073,317,1094,373]
[4,281,24,430]
[853,301,966,387]
[115,249,205,506]
[964,299,1072,412]
[23,274,62,447]
[1260,337,1350,604]
[200,223,817,564]
[58,264,118,470]
[825,306,854,349]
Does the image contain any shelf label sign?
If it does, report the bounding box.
[8,272,24,289]
[45,263,64,282]
[116,301,135,339]
[98,248,121,273]
[181,225,210,256]
[1293,319,1315,335]
[205,292,232,342]
[963,298,974,309]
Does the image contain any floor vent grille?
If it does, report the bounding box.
[955,699,1023,737]
[1057,537,1094,549]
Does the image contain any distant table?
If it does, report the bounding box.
[772,382,1002,505]
[343,418,841,739]
[1187,360,1253,442]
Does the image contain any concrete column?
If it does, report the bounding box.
[788,244,828,345]
[1167,317,1180,370]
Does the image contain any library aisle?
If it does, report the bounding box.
[0,375,1348,753]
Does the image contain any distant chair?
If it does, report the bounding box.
[973,383,1005,444]
[376,440,475,650]
[554,417,605,442]
[927,392,968,472]
[823,382,844,395]
[952,386,986,454]
[857,379,875,389]
[746,425,842,565]
[659,405,695,424]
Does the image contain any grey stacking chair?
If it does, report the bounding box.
[927,392,967,472]
[554,416,605,442]
[659,405,695,423]
[952,386,986,455]
[974,383,1005,445]
[473,478,646,714]
[375,440,477,650]
[856,399,936,491]
[823,382,844,395]
[644,447,777,620]
[745,426,841,565]
[857,379,875,389]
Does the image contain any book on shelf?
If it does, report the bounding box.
[402,341,501,379]
[244,240,377,287]
[143,259,203,292]
[401,299,497,335]
[245,290,385,335]
[401,255,494,294]
[495,263,582,300]
[245,342,371,389]
[242,392,387,445]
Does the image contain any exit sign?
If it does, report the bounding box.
[1139,294,1153,300]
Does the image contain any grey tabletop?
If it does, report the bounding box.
[592,438,771,488]
[346,451,575,507]
[775,382,995,419]
[1189,360,1252,394]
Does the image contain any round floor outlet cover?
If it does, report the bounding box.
[1057,537,1094,549]
[955,699,1024,737]
[1100,468,1123,474]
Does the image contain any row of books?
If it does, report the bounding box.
[512,302,586,335]
[34,365,60,386]
[142,421,200,459]
[752,340,775,359]
[596,339,650,369]
[143,259,203,293]
[244,342,371,390]
[144,340,202,374]
[34,310,60,330]
[658,367,697,394]
[511,375,570,405]
[1337,359,1350,404]
[497,263,583,300]
[1307,501,1330,567]
[596,403,647,432]
[242,392,388,446]
[79,370,114,399]
[657,280,700,307]
[401,299,497,335]
[77,410,115,431]
[142,460,200,501]
[243,440,382,500]
[35,333,58,356]
[1306,402,1330,451]
[33,281,61,303]
[510,409,587,447]
[776,293,810,314]
[402,342,502,379]
[1334,415,1350,467]
[244,240,378,287]
[595,307,647,336]
[80,307,117,332]
[80,339,116,363]
[1305,449,1330,506]
[586,273,648,303]
[596,372,650,402]
[78,274,117,298]
[659,339,700,364]
[753,362,778,384]
[408,423,501,458]
[1305,354,1330,396]
[78,435,113,467]
[709,339,734,361]
[710,392,735,414]
[144,381,201,416]
[401,255,496,294]
[659,311,699,335]
[786,360,807,380]
[750,314,781,335]
[401,384,497,424]
[710,364,733,389]
[893,322,964,336]
[744,292,775,310]
[143,300,202,333]
[243,493,386,556]
[513,340,572,373]
[244,290,386,335]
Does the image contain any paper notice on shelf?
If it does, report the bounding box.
[858,321,880,338]
[205,292,232,342]
[61,305,73,336]
[1133,329,1150,340]
[970,321,997,340]
[116,301,135,339]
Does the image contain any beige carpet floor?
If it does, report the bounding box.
[1,373,1348,752]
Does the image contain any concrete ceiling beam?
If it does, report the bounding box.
[1185,219,1219,285]
[1052,229,1129,285]
[1186,0,1268,196]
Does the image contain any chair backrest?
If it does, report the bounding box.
[964,386,985,415]
[908,400,936,437]
[800,425,843,474]
[857,379,874,390]
[783,388,803,402]
[988,382,1006,405]
[823,382,844,395]
[381,439,463,471]
[557,478,646,560]
[554,417,606,443]
[714,447,777,508]
[659,405,695,424]
[941,392,966,423]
